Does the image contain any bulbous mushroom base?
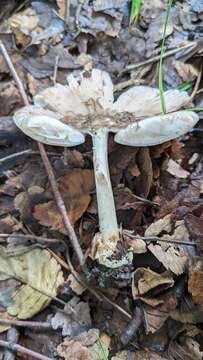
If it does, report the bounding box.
[92,231,133,269]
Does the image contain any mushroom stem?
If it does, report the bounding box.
[92,127,120,247]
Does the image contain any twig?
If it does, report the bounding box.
[120,305,142,345]
[0,318,52,330]
[0,233,65,245]
[0,42,29,106]
[0,150,61,164]
[4,327,19,360]
[121,42,196,74]
[137,235,196,247]
[189,63,203,100]
[0,41,85,269]
[0,149,31,163]
[65,0,70,27]
[53,55,59,85]
[0,340,52,360]
[38,142,85,268]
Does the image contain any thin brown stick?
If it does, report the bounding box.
[0,340,52,360]
[0,42,29,106]
[53,55,59,85]
[0,41,85,269]
[0,318,52,330]
[0,150,61,164]
[138,235,196,247]
[0,233,65,245]
[38,142,85,267]
[0,149,31,163]
[121,42,196,74]
[190,63,203,100]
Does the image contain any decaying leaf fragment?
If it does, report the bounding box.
[14,68,199,268]
[33,169,95,232]
[188,259,203,310]
[132,267,174,302]
[148,244,187,275]
[57,329,110,360]
[0,246,63,319]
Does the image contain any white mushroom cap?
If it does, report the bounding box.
[13,69,199,147]
[14,105,85,146]
[34,69,113,116]
[113,86,190,116]
[115,110,199,146]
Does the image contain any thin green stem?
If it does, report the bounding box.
[158,0,174,114]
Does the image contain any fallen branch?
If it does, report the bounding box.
[0,340,52,360]
[0,318,52,330]
[121,42,196,74]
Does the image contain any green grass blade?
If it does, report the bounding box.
[130,0,142,24]
[178,81,193,92]
[187,107,203,111]
[158,0,174,114]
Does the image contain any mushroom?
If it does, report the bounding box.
[14,69,199,268]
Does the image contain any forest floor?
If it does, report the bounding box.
[0,0,202,359]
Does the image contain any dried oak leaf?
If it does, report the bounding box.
[148,244,187,275]
[112,349,167,360]
[67,272,87,295]
[188,259,203,310]
[169,338,203,360]
[145,214,172,237]
[185,214,203,251]
[132,267,174,303]
[57,330,110,360]
[0,82,22,116]
[144,292,177,333]
[167,159,190,179]
[34,169,95,232]
[0,246,63,319]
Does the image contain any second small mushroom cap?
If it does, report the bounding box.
[14,68,199,146]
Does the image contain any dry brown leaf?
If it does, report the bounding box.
[34,169,95,231]
[148,244,187,275]
[144,293,177,333]
[57,330,110,360]
[185,214,203,251]
[56,0,66,18]
[167,159,190,179]
[112,349,167,360]
[132,268,174,300]
[188,259,203,310]
[126,237,147,254]
[145,214,172,237]
[175,61,198,82]
[0,82,22,116]
[67,272,87,295]
[9,8,39,46]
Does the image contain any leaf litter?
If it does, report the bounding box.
[0,0,202,359]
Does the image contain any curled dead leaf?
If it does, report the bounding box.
[132,267,174,301]
[34,169,95,232]
[188,259,203,310]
